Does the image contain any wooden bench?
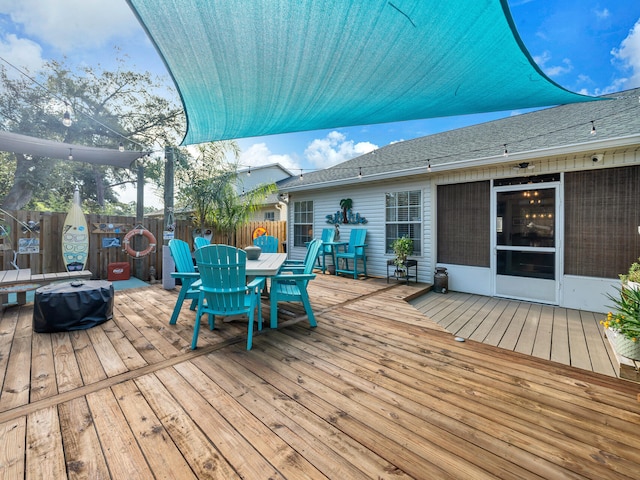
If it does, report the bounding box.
[0,269,92,307]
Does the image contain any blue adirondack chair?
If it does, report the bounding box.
[335,229,367,279]
[194,236,210,249]
[194,245,265,350]
[270,239,322,329]
[253,235,279,253]
[317,227,336,273]
[168,239,201,325]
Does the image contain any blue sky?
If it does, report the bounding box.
[1,0,640,202]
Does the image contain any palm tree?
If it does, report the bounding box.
[339,198,353,224]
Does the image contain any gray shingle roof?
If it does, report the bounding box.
[278,87,640,190]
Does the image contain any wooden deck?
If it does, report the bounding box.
[1,275,639,479]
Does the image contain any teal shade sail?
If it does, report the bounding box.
[127,0,595,145]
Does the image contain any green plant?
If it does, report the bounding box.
[603,284,640,341]
[619,257,640,284]
[391,236,413,268]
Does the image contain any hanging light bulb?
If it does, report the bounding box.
[68,148,73,161]
[299,169,303,179]
[358,167,362,179]
[590,121,596,135]
[118,142,125,152]
[427,160,431,173]
[62,109,72,127]
[503,144,508,157]
[247,167,251,176]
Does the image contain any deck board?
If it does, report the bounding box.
[0,276,639,479]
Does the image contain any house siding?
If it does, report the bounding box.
[286,178,433,283]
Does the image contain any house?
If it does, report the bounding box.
[277,87,640,313]
[236,163,292,222]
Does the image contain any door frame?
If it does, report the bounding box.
[490,177,563,304]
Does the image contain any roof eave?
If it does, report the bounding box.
[281,133,640,192]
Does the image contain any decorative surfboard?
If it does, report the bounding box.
[62,187,89,272]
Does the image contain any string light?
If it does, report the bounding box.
[358,167,362,179]
[590,120,596,135]
[247,167,251,176]
[68,148,73,161]
[62,105,72,127]
[427,160,431,172]
[503,144,508,157]
[299,169,303,179]
[118,142,124,152]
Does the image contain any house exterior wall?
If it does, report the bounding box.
[285,178,433,283]
[433,147,640,313]
[285,146,639,314]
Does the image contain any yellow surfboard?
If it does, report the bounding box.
[62,187,89,272]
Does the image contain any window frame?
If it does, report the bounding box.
[293,200,313,247]
[385,190,422,256]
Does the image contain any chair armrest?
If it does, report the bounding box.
[247,276,266,290]
[171,272,200,279]
[272,273,317,282]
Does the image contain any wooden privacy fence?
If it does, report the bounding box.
[0,210,286,281]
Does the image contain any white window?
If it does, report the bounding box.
[385,190,422,255]
[293,200,313,246]
[264,211,275,221]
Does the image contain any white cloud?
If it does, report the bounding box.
[0,33,44,75]
[610,18,640,90]
[239,142,299,171]
[304,131,377,168]
[0,0,141,52]
[533,51,573,77]
[595,8,610,20]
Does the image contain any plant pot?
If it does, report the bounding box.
[609,329,640,361]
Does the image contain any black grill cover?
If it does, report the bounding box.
[33,280,114,333]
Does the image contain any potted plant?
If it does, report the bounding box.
[391,236,413,276]
[619,257,640,291]
[603,284,640,360]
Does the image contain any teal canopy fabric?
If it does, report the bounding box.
[127,0,595,145]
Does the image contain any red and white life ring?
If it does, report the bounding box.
[123,228,157,258]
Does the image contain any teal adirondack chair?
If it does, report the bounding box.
[194,236,210,249]
[270,239,322,329]
[335,229,367,279]
[194,245,265,350]
[168,239,201,325]
[317,227,336,273]
[253,235,279,253]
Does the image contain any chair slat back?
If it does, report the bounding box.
[347,229,367,255]
[320,228,335,252]
[304,239,323,275]
[194,236,210,249]
[195,245,247,313]
[253,235,279,253]
[169,239,196,274]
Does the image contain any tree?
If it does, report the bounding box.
[175,142,276,243]
[0,57,184,211]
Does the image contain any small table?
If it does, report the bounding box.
[321,241,347,274]
[387,259,418,284]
